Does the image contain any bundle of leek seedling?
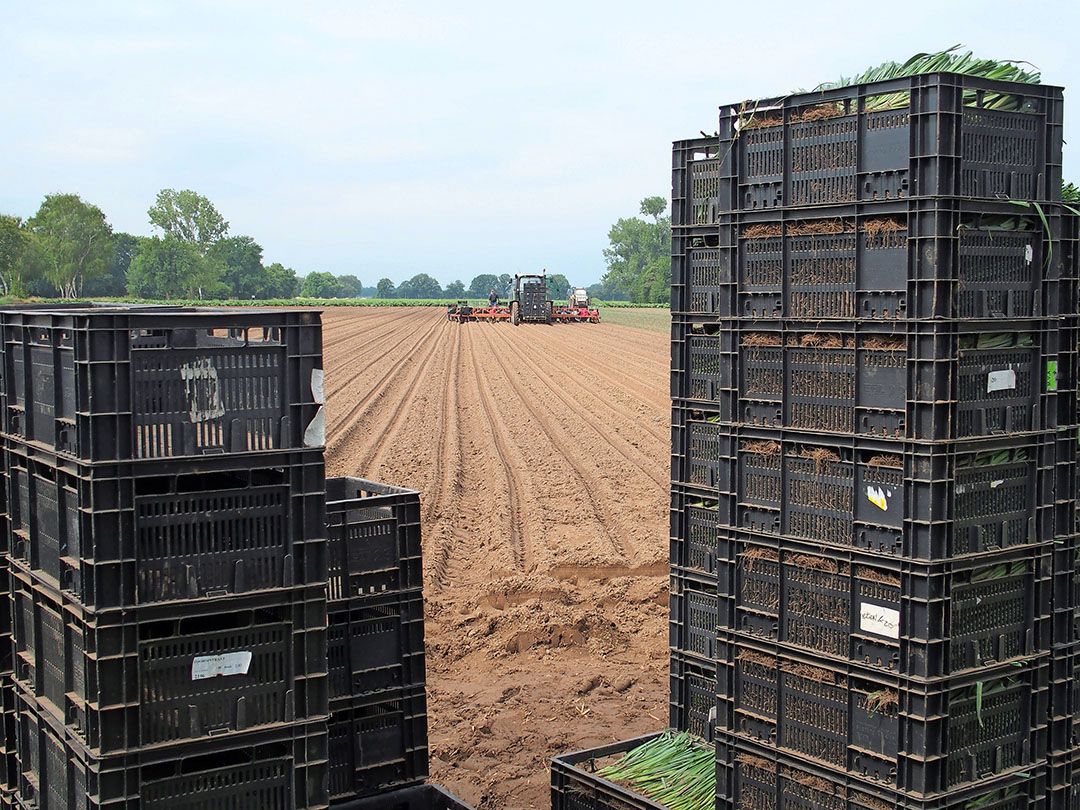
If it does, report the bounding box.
[596,732,714,810]
[1064,182,1080,203]
[956,448,1028,469]
[810,46,1040,112]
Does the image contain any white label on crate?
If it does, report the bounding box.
[311,368,325,404]
[986,369,1017,393]
[304,406,326,447]
[191,651,252,680]
[180,358,226,422]
[1025,244,1034,264]
[859,604,901,640]
[866,485,890,512]
[991,479,1005,489]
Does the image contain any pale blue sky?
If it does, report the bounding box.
[2,1,1078,286]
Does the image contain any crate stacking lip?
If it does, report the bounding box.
[718,734,1050,810]
[669,649,716,742]
[0,307,325,462]
[13,690,329,810]
[673,317,1067,441]
[10,571,328,757]
[700,425,1065,562]
[719,533,1050,680]
[326,477,423,600]
[328,590,425,706]
[328,685,428,802]
[4,443,327,612]
[718,635,1050,795]
[671,198,1073,321]
[672,72,1063,221]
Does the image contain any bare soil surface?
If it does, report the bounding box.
[323,307,670,809]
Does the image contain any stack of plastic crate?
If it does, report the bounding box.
[1049,212,1080,809]
[0,306,331,809]
[667,74,1077,809]
[323,478,429,804]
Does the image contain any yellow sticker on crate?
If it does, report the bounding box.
[866,485,889,512]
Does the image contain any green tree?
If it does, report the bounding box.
[336,274,364,298]
[127,236,227,299]
[547,272,570,301]
[148,189,228,253]
[0,215,41,296]
[444,280,466,298]
[84,232,137,297]
[264,262,300,298]
[601,196,671,304]
[209,235,265,298]
[27,193,113,298]
[468,274,500,298]
[376,277,396,298]
[300,271,341,298]
[497,273,512,296]
[397,273,442,299]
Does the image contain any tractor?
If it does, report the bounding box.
[509,272,552,325]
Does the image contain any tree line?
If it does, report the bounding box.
[0,188,670,303]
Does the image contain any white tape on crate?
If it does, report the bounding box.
[859,604,900,640]
[986,369,1017,394]
[304,406,326,447]
[311,368,325,404]
[191,651,253,680]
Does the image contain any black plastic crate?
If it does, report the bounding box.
[718,734,1050,810]
[669,484,719,579]
[1051,534,1080,646]
[693,72,1064,215]
[0,307,324,462]
[1050,644,1080,754]
[707,425,1067,561]
[717,533,1051,679]
[671,137,721,227]
[550,733,667,810]
[670,321,730,406]
[13,691,328,809]
[670,406,724,489]
[672,198,1073,321]
[669,570,717,662]
[328,687,428,802]
[669,650,716,742]
[328,590,425,706]
[326,477,422,600]
[717,635,1050,795]
[334,784,473,810]
[681,316,1068,441]
[11,571,328,757]
[0,679,15,799]
[5,442,326,612]
[1049,747,1080,810]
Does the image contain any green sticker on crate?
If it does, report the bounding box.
[1047,360,1058,391]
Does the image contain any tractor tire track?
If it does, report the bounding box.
[473,325,627,562]
[464,326,527,571]
[498,326,667,489]
[355,319,451,476]
[426,324,465,591]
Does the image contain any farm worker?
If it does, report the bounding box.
[488,289,499,307]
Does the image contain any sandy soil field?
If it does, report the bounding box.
[322,306,670,809]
